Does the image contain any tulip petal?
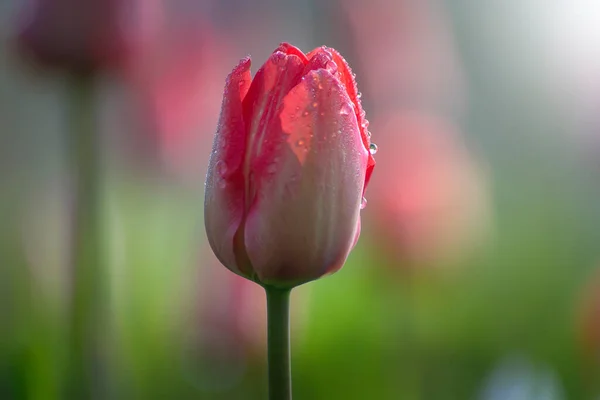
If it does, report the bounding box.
[243,50,335,194]
[244,69,369,287]
[276,42,309,64]
[328,49,376,192]
[241,50,306,204]
[205,57,252,276]
[301,47,333,75]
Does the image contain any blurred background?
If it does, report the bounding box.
[2,0,600,398]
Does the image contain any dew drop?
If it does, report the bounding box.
[302,110,309,117]
[357,92,362,99]
[320,111,325,116]
[215,160,228,176]
[273,52,287,69]
[360,197,367,210]
[296,138,305,147]
[361,120,370,129]
[369,143,378,155]
[312,102,318,108]
[325,60,338,74]
[215,160,228,188]
[340,102,352,115]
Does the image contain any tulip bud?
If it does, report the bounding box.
[205,43,375,288]
[366,111,491,270]
[15,0,158,73]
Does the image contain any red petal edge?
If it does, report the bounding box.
[222,56,252,176]
[307,47,376,193]
[205,56,253,277]
[276,42,309,64]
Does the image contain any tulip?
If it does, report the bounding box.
[14,1,159,398]
[15,0,159,73]
[366,111,491,270]
[123,23,230,178]
[204,43,375,289]
[204,43,375,399]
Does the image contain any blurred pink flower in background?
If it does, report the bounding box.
[185,252,311,391]
[195,256,267,354]
[341,0,466,112]
[366,111,491,268]
[339,0,491,269]
[193,253,311,352]
[16,0,161,73]
[122,20,234,178]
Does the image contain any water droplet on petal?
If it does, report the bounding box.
[312,102,318,108]
[325,60,338,74]
[272,52,287,69]
[215,160,227,175]
[361,120,370,129]
[357,92,362,99]
[369,143,378,155]
[360,197,367,210]
[215,160,228,188]
[302,110,309,117]
[296,138,305,147]
[340,102,352,115]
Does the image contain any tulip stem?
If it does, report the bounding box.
[66,72,105,399]
[265,286,292,400]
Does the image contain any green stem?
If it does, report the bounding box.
[66,72,105,399]
[265,286,292,400]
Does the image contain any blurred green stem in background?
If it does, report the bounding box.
[66,73,105,399]
[266,286,292,400]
